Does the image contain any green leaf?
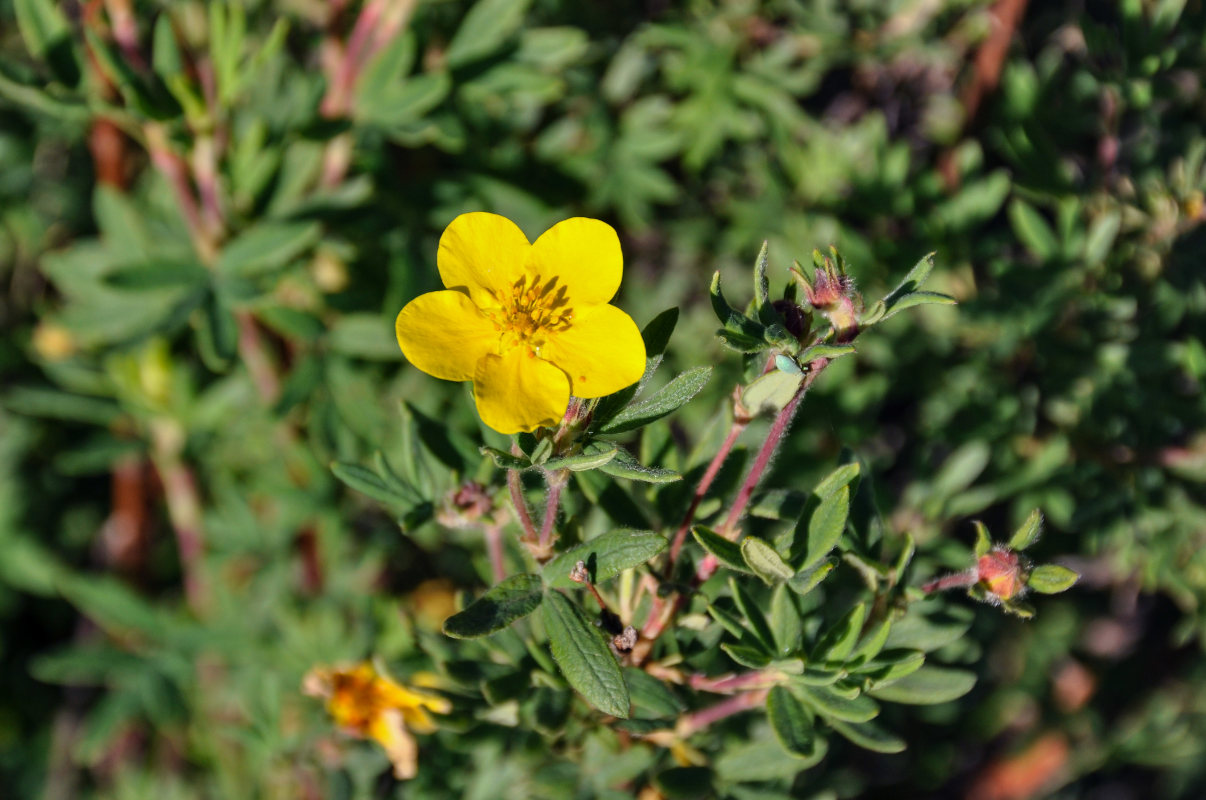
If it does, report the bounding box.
[542,590,629,718]
[796,684,879,723]
[752,240,770,309]
[598,367,712,434]
[769,583,803,656]
[888,252,935,298]
[692,526,750,574]
[15,0,79,85]
[330,461,418,507]
[880,291,956,321]
[721,643,771,669]
[217,222,321,277]
[797,343,856,363]
[1027,564,1079,594]
[786,558,835,596]
[730,578,777,654]
[625,668,685,718]
[328,314,401,360]
[1008,199,1059,261]
[741,537,794,585]
[742,370,802,416]
[641,307,679,359]
[479,446,529,470]
[443,574,544,638]
[883,605,974,651]
[543,442,619,472]
[972,520,993,557]
[544,529,667,589]
[597,447,681,483]
[446,0,532,68]
[104,260,209,291]
[813,462,860,498]
[869,665,976,705]
[801,485,849,569]
[767,686,816,758]
[1084,210,1121,266]
[827,718,905,754]
[750,489,809,521]
[813,603,866,663]
[710,271,764,339]
[1008,509,1044,551]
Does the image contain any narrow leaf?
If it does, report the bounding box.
[331,461,417,507]
[544,529,667,589]
[767,686,816,757]
[1008,509,1044,551]
[741,537,794,585]
[443,574,544,638]
[599,367,712,434]
[827,718,905,754]
[542,590,629,718]
[217,222,321,277]
[869,665,976,705]
[802,485,849,569]
[1027,564,1079,594]
[597,447,681,483]
[796,683,879,723]
[813,462,860,498]
[692,527,751,574]
[543,442,619,472]
[786,558,835,596]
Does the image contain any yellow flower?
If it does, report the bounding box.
[303,662,450,780]
[395,213,647,434]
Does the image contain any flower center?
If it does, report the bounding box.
[486,274,573,353]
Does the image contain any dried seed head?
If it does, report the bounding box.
[612,626,638,653]
[569,560,590,584]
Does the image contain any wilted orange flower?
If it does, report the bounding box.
[303,661,450,779]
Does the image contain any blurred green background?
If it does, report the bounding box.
[2,0,1206,797]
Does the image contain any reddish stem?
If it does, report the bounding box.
[484,524,506,583]
[539,470,568,551]
[665,417,748,570]
[677,690,768,737]
[507,446,538,542]
[719,363,826,538]
[922,569,978,594]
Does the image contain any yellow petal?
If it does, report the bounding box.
[396,290,497,381]
[472,348,570,434]
[527,217,622,308]
[438,212,532,307]
[540,304,646,398]
[368,710,419,780]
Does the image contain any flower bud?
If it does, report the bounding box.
[792,251,862,343]
[436,481,496,529]
[977,547,1028,602]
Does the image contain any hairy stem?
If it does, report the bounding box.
[665,415,748,571]
[719,362,828,538]
[483,523,506,583]
[539,469,569,551]
[507,446,539,542]
[677,690,769,738]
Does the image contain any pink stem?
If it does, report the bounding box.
[539,470,568,550]
[666,417,748,570]
[484,524,506,583]
[922,570,978,594]
[689,671,778,694]
[507,448,538,542]
[678,690,768,737]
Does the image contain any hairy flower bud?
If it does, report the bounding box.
[436,481,496,529]
[978,547,1028,602]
